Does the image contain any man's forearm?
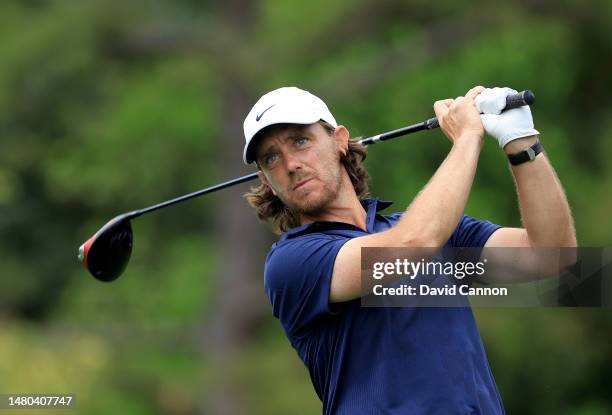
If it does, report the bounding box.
[506,136,576,247]
[393,137,482,247]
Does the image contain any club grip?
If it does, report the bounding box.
[504,90,535,110]
[426,89,535,130]
[426,117,439,129]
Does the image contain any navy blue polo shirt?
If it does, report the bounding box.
[264,198,505,414]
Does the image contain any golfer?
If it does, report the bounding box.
[242,86,575,414]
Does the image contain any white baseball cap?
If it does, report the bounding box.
[242,87,338,164]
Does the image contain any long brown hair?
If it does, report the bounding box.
[244,121,370,233]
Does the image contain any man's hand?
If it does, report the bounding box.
[475,87,540,150]
[434,85,485,146]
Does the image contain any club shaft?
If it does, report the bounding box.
[359,89,534,146]
[131,121,428,217]
[133,172,260,217]
[131,90,534,217]
[357,119,434,145]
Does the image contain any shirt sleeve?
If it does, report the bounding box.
[450,214,502,248]
[264,234,348,340]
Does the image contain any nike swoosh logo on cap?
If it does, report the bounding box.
[256,104,276,121]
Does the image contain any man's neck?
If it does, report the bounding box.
[299,176,367,231]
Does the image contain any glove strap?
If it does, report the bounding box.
[508,140,543,166]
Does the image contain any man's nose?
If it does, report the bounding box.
[284,151,303,172]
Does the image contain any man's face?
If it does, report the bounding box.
[255,123,347,216]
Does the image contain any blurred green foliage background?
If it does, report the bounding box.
[0,0,611,414]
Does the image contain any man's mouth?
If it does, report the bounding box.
[293,178,313,191]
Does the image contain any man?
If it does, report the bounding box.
[242,86,575,414]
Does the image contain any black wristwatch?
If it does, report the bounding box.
[507,140,543,166]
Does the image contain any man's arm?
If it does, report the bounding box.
[486,136,576,248]
[330,86,486,303]
[481,136,577,281]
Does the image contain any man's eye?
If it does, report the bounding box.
[295,137,308,146]
[264,153,279,166]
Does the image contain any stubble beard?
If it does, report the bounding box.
[285,164,344,217]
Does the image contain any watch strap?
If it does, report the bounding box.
[508,140,543,166]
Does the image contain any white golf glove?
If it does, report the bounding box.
[475,87,539,149]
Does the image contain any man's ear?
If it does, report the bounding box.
[258,171,277,196]
[334,125,350,157]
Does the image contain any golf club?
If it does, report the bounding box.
[79,90,535,282]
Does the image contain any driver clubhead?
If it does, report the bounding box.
[79,214,133,282]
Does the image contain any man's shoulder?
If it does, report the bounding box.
[268,230,347,261]
[264,231,349,291]
[451,214,502,248]
[268,210,405,258]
